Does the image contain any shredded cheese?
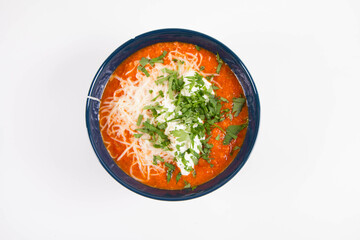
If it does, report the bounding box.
[99,49,218,182]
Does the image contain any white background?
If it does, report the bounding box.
[1,0,360,239]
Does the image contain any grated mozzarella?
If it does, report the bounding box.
[100,49,218,181]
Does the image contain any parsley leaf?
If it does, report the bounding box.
[165,162,176,182]
[195,45,201,51]
[205,75,214,81]
[166,170,172,182]
[139,57,149,67]
[223,123,248,145]
[232,97,245,117]
[165,162,176,171]
[212,85,219,90]
[168,76,174,99]
[213,123,226,133]
[200,66,205,71]
[155,75,169,85]
[138,51,167,74]
[191,156,199,165]
[216,53,223,74]
[150,51,167,65]
[220,97,229,103]
[215,134,220,141]
[171,129,189,142]
[136,120,170,149]
[134,134,143,138]
[137,65,150,77]
[136,114,143,126]
[152,155,164,165]
[176,172,182,183]
[151,90,164,101]
[184,180,191,189]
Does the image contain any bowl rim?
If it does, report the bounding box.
[85,28,260,201]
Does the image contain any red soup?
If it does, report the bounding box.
[99,42,248,190]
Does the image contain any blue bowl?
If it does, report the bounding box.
[85,29,260,201]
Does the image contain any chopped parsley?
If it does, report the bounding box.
[165,162,176,182]
[212,85,219,90]
[137,65,150,77]
[152,155,164,165]
[184,180,191,188]
[136,114,143,126]
[230,146,241,156]
[139,51,168,67]
[216,53,223,74]
[165,162,176,171]
[176,172,182,183]
[205,75,214,81]
[220,97,229,103]
[171,129,189,142]
[232,97,245,117]
[195,45,201,51]
[151,90,164,101]
[134,133,143,138]
[213,123,226,133]
[149,51,167,66]
[137,51,168,76]
[139,57,149,67]
[134,54,247,182]
[223,122,248,145]
[136,120,170,149]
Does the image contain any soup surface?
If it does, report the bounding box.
[99,42,248,190]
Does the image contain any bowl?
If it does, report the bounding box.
[85,29,260,201]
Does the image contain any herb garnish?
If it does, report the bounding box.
[195,45,201,51]
[223,122,248,145]
[205,75,214,81]
[184,180,191,188]
[136,114,143,126]
[137,51,168,76]
[139,51,167,67]
[153,155,164,165]
[232,97,245,117]
[136,120,170,149]
[220,97,229,103]
[151,90,164,101]
[176,172,182,183]
[171,129,189,142]
[137,65,150,77]
[216,53,223,74]
[135,55,247,180]
[165,162,176,182]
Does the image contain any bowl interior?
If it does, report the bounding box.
[86,29,260,200]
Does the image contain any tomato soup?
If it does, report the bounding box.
[99,42,248,190]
